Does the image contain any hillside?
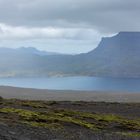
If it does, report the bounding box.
[1,32,140,77]
[84,32,140,77]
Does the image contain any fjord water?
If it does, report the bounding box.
[0,77,140,92]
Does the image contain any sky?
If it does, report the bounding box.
[0,0,139,54]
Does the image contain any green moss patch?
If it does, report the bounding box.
[0,99,140,138]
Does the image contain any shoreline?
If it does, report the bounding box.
[0,86,140,102]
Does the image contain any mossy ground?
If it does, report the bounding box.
[0,98,140,139]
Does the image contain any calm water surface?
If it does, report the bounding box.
[0,77,140,92]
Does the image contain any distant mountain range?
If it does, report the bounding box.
[0,47,62,56]
[1,32,140,78]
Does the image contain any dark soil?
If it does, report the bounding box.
[0,98,140,140]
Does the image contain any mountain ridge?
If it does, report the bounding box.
[0,32,140,78]
[0,47,65,56]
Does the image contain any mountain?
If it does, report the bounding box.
[0,47,75,77]
[18,47,65,55]
[0,32,140,78]
[0,47,61,56]
[84,32,140,77]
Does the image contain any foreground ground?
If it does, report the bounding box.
[0,97,140,140]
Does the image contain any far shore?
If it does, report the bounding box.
[0,86,140,102]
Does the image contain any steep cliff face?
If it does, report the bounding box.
[85,32,140,77]
[89,32,140,55]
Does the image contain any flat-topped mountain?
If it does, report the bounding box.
[1,32,140,77]
[89,32,140,55]
[85,32,140,77]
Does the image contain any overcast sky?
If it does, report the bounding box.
[0,0,139,54]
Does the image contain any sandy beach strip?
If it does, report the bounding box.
[0,86,139,102]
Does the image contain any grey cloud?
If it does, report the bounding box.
[0,23,101,40]
[0,0,139,33]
